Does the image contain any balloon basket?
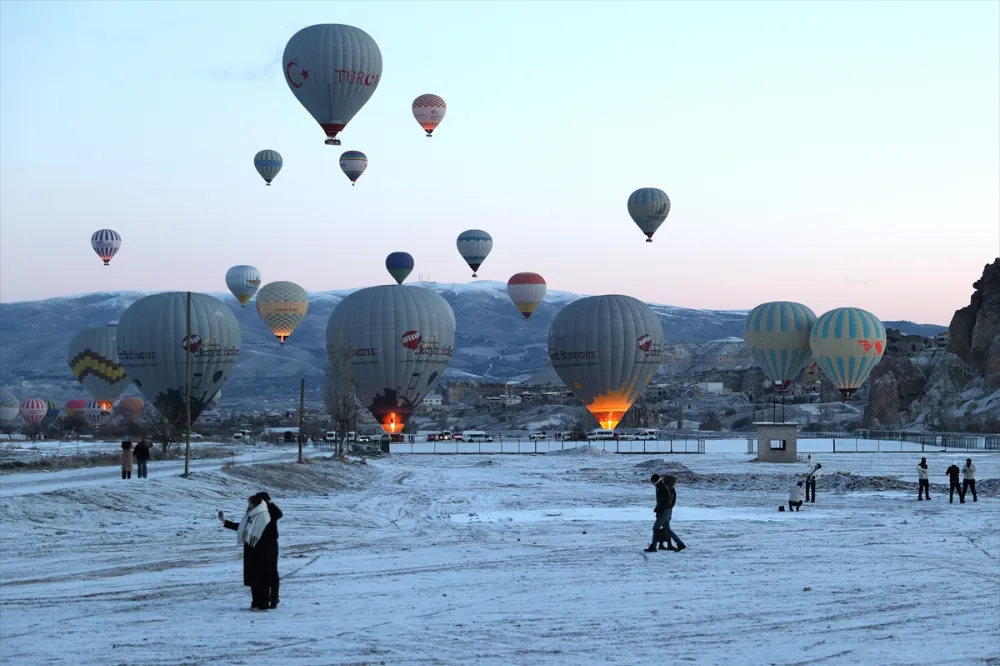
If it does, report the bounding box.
[325,138,342,146]
[645,238,653,243]
[265,183,271,187]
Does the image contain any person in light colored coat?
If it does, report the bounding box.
[789,481,804,511]
[917,457,930,500]
[962,459,978,502]
[120,441,133,480]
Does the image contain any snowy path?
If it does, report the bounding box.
[0,451,998,665]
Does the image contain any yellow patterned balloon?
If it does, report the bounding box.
[256,281,309,345]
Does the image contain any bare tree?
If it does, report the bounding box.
[325,328,358,459]
[142,403,176,452]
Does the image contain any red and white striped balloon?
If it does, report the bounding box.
[506,273,547,320]
[19,398,48,425]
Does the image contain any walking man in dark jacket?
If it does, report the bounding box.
[945,463,964,504]
[133,439,152,479]
[645,474,686,553]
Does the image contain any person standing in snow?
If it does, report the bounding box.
[789,481,804,511]
[917,458,931,500]
[805,461,821,503]
[133,439,151,479]
[219,495,277,611]
[255,492,283,609]
[645,474,686,553]
[120,441,133,480]
[962,458,978,502]
[945,463,964,504]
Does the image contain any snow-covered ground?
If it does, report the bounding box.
[1,449,998,665]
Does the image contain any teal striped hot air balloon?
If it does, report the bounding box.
[254,150,283,186]
[810,307,886,401]
[339,150,367,185]
[743,302,817,390]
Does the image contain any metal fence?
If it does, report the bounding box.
[388,438,707,455]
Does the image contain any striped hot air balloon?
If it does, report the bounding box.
[91,229,122,265]
[810,307,887,401]
[743,302,817,391]
[84,400,111,429]
[412,94,447,137]
[253,150,283,186]
[456,230,493,278]
[507,273,547,320]
[627,188,671,243]
[43,399,61,426]
[339,150,367,185]
[256,281,309,345]
[19,398,48,425]
[385,252,414,285]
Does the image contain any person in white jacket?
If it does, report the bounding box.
[917,457,931,500]
[788,481,804,512]
[962,458,978,502]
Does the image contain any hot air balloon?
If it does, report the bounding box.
[412,94,447,137]
[253,150,283,186]
[548,295,665,430]
[385,252,414,285]
[283,24,383,146]
[256,281,309,345]
[507,273,547,321]
[627,188,671,243]
[208,390,222,411]
[84,400,111,429]
[43,399,61,426]
[64,398,87,418]
[339,150,367,185]
[68,325,129,407]
[326,285,455,434]
[117,396,145,424]
[0,392,20,424]
[117,292,242,426]
[810,307,886,401]
[91,229,121,265]
[19,398,47,425]
[457,230,493,278]
[743,302,817,391]
[225,265,262,307]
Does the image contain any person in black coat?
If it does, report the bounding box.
[255,492,283,609]
[945,463,964,504]
[218,495,278,611]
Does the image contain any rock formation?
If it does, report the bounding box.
[948,258,1000,387]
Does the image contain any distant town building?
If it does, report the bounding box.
[695,382,725,395]
[421,394,443,408]
[487,394,522,408]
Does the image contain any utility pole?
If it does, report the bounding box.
[183,291,192,477]
[297,377,305,463]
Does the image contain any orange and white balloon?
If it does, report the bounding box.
[412,94,446,137]
[507,273,547,321]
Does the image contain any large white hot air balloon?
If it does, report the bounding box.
[116,293,242,426]
[326,285,455,434]
[283,24,383,146]
[68,324,129,408]
[548,295,665,430]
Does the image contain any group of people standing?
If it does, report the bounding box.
[919,457,978,503]
[219,492,282,611]
[120,439,152,479]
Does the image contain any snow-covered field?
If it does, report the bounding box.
[1,448,998,665]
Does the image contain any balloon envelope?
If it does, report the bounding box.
[64,399,87,417]
[256,281,309,345]
[548,295,665,429]
[743,302,816,389]
[68,325,129,406]
[84,399,111,429]
[809,307,887,400]
[627,188,671,242]
[43,399,61,425]
[326,285,455,434]
[385,252,414,285]
[117,292,242,426]
[412,94,447,136]
[283,24,383,145]
[456,230,493,277]
[253,150,282,185]
[339,150,368,185]
[20,398,47,425]
[507,273,547,320]
[0,392,19,424]
[91,229,121,265]
[117,396,145,424]
[225,265,262,307]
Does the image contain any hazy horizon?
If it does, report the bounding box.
[1,1,998,324]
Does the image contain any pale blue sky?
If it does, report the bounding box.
[1,0,997,324]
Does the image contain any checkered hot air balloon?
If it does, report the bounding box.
[412,94,447,137]
[68,325,129,405]
[91,229,121,265]
[256,281,309,346]
[1,392,21,424]
[19,398,48,425]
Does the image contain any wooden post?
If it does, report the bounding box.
[183,291,192,477]
[297,377,305,463]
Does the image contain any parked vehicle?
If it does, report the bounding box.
[426,433,439,442]
[453,432,465,441]
[528,431,547,441]
[464,430,494,443]
[233,429,252,441]
[586,429,615,441]
[325,431,337,443]
[637,429,658,441]
[438,430,453,441]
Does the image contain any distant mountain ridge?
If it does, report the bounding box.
[0,282,946,407]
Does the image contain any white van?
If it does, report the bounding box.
[586,429,615,441]
[465,430,494,443]
[637,429,658,441]
[233,429,252,442]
